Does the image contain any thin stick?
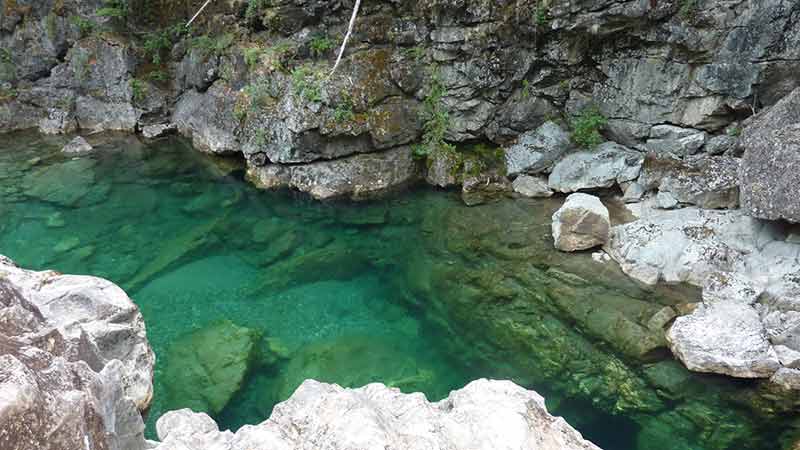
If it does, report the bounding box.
[187,0,213,26]
[329,0,361,78]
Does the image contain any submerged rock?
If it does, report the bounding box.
[61,136,93,154]
[163,321,262,415]
[552,193,610,252]
[22,158,97,206]
[740,88,800,222]
[152,379,602,450]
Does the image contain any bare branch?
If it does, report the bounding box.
[329,0,361,78]
[187,0,214,27]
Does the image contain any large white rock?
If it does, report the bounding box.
[552,193,610,252]
[604,204,800,384]
[153,379,602,450]
[504,121,572,176]
[0,255,155,410]
[667,301,780,378]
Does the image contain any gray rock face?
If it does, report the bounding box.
[0,255,153,450]
[512,174,552,198]
[552,193,610,252]
[142,123,178,139]
[425,150,461,188]
[173,84,240,154]
[61,135,92,154]
[246,146,419,201]
[646,125,707,157]
[504,121,571,176]
[151,379,602,450]
[605,204,800,385]
[640,153,740,209]
[548,142,643,193]
[461,173,512,206]
[740,88,800,222]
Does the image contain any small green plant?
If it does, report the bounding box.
[0,49,12,64]
[69,15,96,37]
[73,51,91,82]
[146,70,169,82]
[0,86,18,102]
[309,35,333,58]
[291,65,322,103]
[679,0,698,20]
[333,94,355,122]
[244,79,275,111]
[96,0,129,22]
[534,2,549,26]
[413,69,455,161]
[244,47,263,67]
[404,46,425,62]
[246,0,269,21]
[521,80,531,99]
[570,106,607,149]
[728,127,742,137]
[463,143,506,177]
[130,78,146,103]
[191,33,235,58]
[253,128,268,146]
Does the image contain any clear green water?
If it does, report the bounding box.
[1,132,796,450]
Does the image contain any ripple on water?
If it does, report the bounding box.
[0,132,795,450]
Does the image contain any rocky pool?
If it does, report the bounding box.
[0,132,795,450]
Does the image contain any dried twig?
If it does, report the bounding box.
[187,0,213,26]
[329,0,362,78]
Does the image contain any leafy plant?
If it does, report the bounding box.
[462,143,506,177]
[570,106,607,149]
[96,0,129,22]
[679,0,698,20]
[246,0,269,22]
[146,70,169,82]
[309,35,333,58]
[0,49,12,64]
[534,2,549,26]
[130,78,146,103]
[142,25,186,65]
[413,70,455,161]
[244,47,263,67]
[69,15,96,37]
[191,33,235,58]
[728,127,742,137]
[404,46,425,62]
[291,65,322,103]
[521,80,531,99]
[333,94,355,122]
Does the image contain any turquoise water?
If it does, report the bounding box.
[1,132,796,450]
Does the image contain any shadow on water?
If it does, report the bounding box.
[0,132,796,450]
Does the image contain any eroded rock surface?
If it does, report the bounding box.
[152,379,602,450]
[0,255,153,450]
[605,204,800,385]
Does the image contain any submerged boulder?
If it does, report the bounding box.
[512,174,553,198]
[0,255,153,450]
[740,88,800,222]
[152,379,602,450]
[552,193,610,252]
[61,136,93,154]
[163,320,262,415]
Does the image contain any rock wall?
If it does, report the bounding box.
[2,0,799,200]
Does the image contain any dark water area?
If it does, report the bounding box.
[0,132,795,450]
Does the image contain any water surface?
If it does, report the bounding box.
[0,132,795,450]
